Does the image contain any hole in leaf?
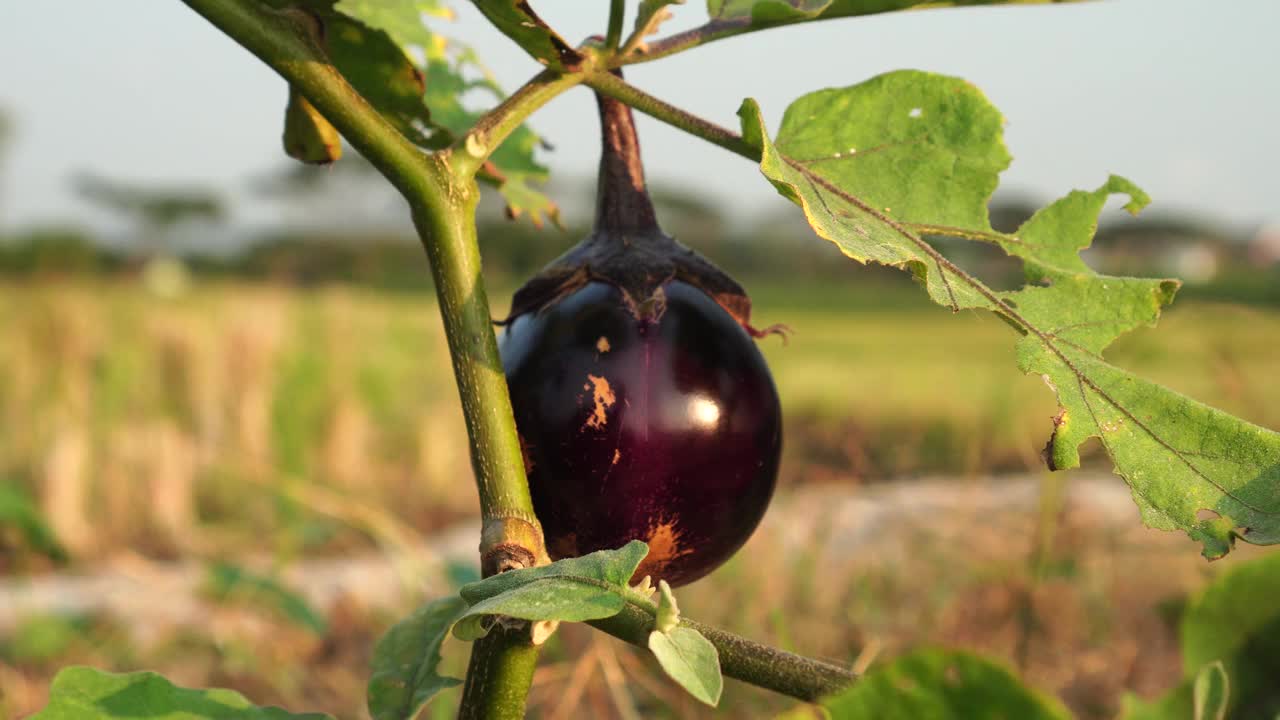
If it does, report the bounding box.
[1196,508,1222,521]
[943,664,962,686]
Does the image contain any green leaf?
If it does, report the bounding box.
[1179,552,1280,716]
[453,577,630,641]
[0,481,68,563]
[367,596,468,720]
[453,541,650,640]
[1193,661,1229,720]
[459,540,649,604]
[634,1,686,42]
[470,1,582,71]
[421,47,559,227]
[333,0,452,49]
[654,579,681,633]
[31,666,331,719]
[204,562,327,636]
[709,0,1080,26]
[772,71,1009,231]
[822,649,1070,719]
[649,627,723,706]
[739,70,1280,558]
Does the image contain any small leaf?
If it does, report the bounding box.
[31,666,331,719]
[1193,661,1229,720]
[283,88,342,165]
[470,1,582,71]
[367,596,468,720]
[654,579,680,633]
[633,1,685,43]
[648,627,723,707]
[822,649,1070,719]
[204,562,327,636]
[0,481,68,563]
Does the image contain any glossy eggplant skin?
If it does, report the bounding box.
[500,279,782,587]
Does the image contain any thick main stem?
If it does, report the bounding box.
[410,179,546,719]
[458,626,541,720]
[410,188,546,576]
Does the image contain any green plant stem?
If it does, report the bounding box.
[177,2,556,714]
[605,0,626,50]
[452,69,585,181]
[590,604,856,702]
[617,18,754,66]
[458,626,541,720]
[584,71,758,161]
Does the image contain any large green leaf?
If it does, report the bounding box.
[31,666,331,719]
[367,596,468,720]
[709,0,1078,25]
[739,69,1280,558]
[822,649,1070,719]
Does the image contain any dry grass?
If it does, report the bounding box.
[1,278,1278,718]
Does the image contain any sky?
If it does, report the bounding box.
[0,0,1277,236]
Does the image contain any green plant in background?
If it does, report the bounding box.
[29,1,1280,718]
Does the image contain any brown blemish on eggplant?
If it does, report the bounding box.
[634,518,694,582]
[583,374,616,431]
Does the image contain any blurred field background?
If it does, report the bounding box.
[1,151,1279,719]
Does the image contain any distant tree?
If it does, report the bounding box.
[74,173,224,295]
[0,110,11,228]
[75,173,223,249]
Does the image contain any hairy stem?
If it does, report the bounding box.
[458,626,541,720]
[590,604,856,702]
[618,18,753,66]
[584,71,757,161]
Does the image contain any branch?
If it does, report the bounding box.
[590,604,856,702]
[606,0,626,50]
[617,18,754,66]
[583,71,757,161]
[179,0,438,202]
[451,68,585,182]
